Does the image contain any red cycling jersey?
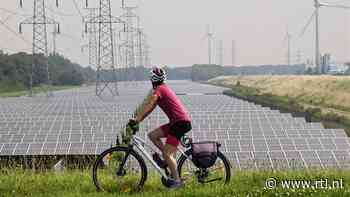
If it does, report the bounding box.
[154,84,191,124]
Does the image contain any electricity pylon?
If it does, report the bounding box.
[19,0,60,97]
[85,0,124,96]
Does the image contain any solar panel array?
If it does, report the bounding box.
[0,80,349,169]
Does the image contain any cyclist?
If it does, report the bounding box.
[130,67,192,188]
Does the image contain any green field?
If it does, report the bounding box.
[209,75,350,135]
[0,169,349,197]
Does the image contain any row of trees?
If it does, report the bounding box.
[99,66,192,81]
[3,51,328,91]
[191,64,307,81]
[0,51,96,91]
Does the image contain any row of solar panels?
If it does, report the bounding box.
[0,117,314,123]
[1,140,349,156]
[0,122,325,131]
[0,108,295,114]
[1,142,349,169]
[228,150,350,169]
[0,80,348,169]
[0,119,314,131]
[0,126,339,140]
[0,109,303,116]
[0,130,347,143]
[0,111,321,122]
[0,128,344,139]
[0,116,307,124]
[0,119,316,125]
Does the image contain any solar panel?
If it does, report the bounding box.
[27,143,43,155]
[69,143,83,155]
[236,151,256,169]
[42,143,57,155]
[254,151,272,169]
[55,143,70,155]
[0,80,349,169]
[333,150,350,168]
[300,150,322,168]
[0,135,11,143]
[317,150,337,167]
[14,143,29,155]
[270,151,289,169]
[0,144,16,155]
[82,142,97,154]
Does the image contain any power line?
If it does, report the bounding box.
[46,6,75,17]
[0,47,31,53]
[0,8,19,15]
[0,18,31,46]
[72,0,84,18]
[0,7,30,17]
[59,32,82,42]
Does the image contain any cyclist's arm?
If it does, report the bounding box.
[135,94,158,123]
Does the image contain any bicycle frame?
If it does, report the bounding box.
[130,135,189,179]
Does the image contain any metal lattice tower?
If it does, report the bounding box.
[85,0,124,96]
[135,18,149,68]
[122,7,138,70]
[83,8,99,69]
[52,25,57,56]
[136,18,143,67]
[118,6,140,83]
[19,0,60,97]
[143,41,151,67]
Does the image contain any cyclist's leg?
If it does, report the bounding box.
[163,121,192,181]
[148,124,168,151]
[163,143,180,180]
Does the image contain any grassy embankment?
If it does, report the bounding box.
[209,75,350,135]
[0,169,350,197]
[0,82,80,97]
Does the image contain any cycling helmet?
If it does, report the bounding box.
[150,67,167,83]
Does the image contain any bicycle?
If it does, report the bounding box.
[92,123,231,192]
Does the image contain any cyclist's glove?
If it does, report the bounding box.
[127,119,139,133]
[122,119,139,144]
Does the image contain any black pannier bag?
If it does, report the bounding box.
[191,141,219,168]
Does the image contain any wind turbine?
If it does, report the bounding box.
[283,28,292,66]
[203,25,214,64]
[300,0,350,73]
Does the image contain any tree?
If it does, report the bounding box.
[0,52,96,91]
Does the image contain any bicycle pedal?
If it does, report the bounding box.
[152,153,168,168]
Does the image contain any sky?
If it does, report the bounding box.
[0,0,350,67]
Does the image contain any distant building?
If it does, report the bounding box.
[328,64,347,74]
[316,53,347,74]
[320,53,331,74]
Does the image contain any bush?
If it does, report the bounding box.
[323,112,345,122]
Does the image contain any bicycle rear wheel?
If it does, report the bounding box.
[177,150,231,185]
[92,146,147,192]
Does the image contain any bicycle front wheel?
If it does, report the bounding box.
[92,146,147,192]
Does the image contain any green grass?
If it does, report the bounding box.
[219,84,350,136]
[0,169,350,197]
[0,85,80,97]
